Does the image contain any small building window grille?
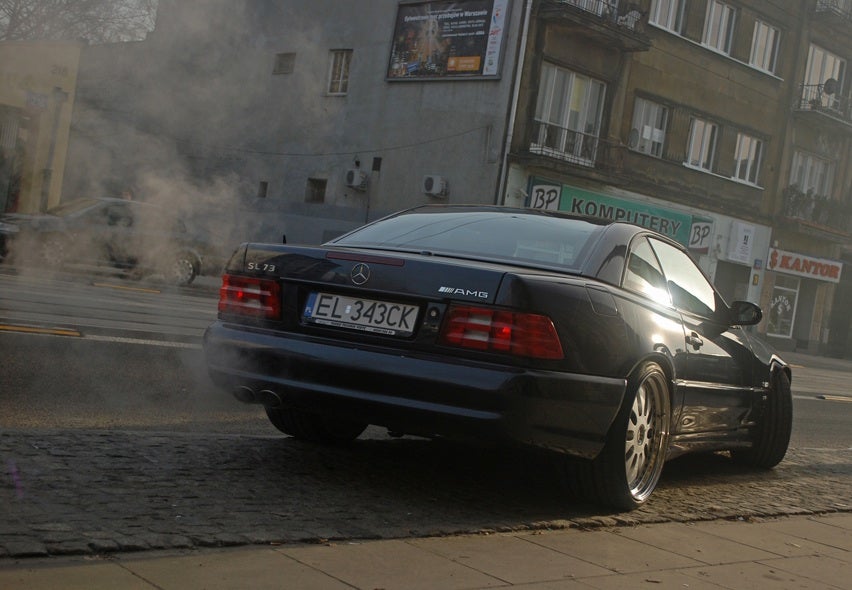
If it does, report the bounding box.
[273,52,296,75]
[306,178,327,203]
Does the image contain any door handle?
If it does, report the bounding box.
[687,332,704,350]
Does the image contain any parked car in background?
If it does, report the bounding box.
[203,205,792,510]
[0,197,207,285]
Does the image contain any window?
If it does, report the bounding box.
[649,238,718,318]
[335,211,599,271]
[685,118,718,171]
[804,44,845,109]
[623,238,671,305]
[532,62,606,165]
[767,275,799,338]
[750,21,779,74]
[306,178,327,203]
[630,98,668,157]
[703,0,736,54]
[650,0,685,33]
[733,133,763,185]
[327,49,352,95]
[790,151,835,197]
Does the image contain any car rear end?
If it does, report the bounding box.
[204,244,628,456]
[204,209,628,457]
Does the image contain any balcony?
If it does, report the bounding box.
[813,1,852,41]
[518,119,634,183]
[528,120,601,167]
[794,84,852,132]
[815,0,852,20]
[537,0,652,52]
[781,185,851,241]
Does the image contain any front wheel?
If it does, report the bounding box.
[568,362,671,510]
[731,369,792,468]
[266,407,367,444]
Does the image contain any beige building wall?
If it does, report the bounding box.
[0,41,80,213]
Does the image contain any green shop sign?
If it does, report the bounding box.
[559,185,693,245]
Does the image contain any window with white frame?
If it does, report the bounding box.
[750,21,779,74]
[532,62,606,164]
[685,118,718,171]
[630,98,668,157]
[733,133,763,185]
[327,49,352,95]
[703,0,736,54]
[804,44,845,109]
[649,0,685,33]
[790,150,835,197]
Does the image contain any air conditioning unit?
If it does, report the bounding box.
[422,175,448,198]
[345,169,368,191]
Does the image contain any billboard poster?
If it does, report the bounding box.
[387,0,509,80]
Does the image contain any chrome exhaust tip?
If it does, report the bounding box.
[259,389,283,408]
[232,386,256,403]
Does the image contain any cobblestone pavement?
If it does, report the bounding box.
[1,427,849,559]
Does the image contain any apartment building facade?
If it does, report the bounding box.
[62,0,851,354]
[503,0,852,354]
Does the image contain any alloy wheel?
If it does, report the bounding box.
[623,369,668,502]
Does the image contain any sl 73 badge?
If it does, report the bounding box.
[247,262,276,272]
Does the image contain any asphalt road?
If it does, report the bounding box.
[0,267,850,558]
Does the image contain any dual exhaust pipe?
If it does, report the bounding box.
[232,385,285,408]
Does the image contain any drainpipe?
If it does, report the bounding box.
[496,0,533,205]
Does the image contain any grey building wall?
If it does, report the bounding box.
[64,0,524,248]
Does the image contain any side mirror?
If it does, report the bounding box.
[729,300,762,326]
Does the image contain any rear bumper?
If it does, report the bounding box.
[203,321,627,459]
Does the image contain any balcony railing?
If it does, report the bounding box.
[783,185,852,235]
[543,0,647,32]
[815,0,852,20]
[795,84,852,125]
[529,120,601,168]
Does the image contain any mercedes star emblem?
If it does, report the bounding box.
[350,263,370,285]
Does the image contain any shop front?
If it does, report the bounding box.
[763,247,843,352]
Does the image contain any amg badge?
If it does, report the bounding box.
[438,286,489,298]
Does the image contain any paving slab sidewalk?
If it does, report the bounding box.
[1,513,849,590]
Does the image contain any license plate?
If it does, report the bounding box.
[304,292,419,336]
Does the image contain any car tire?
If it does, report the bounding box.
[568,361,671,510]
[167,253,198,286]
[731,369,792,469]
[265,407,367,444]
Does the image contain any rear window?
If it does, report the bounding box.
[331,209,601,270]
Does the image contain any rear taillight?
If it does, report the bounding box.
[218,274,281,320]
[439,305,563,360]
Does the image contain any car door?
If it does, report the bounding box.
[68,202,116,267]
[648,237,758,435]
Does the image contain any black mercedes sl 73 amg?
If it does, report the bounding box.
[203,205,792,509]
